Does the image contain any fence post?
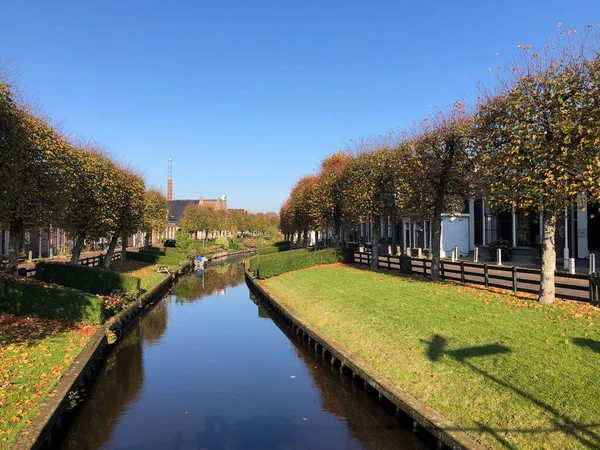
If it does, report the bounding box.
[474,246,478,263]
[460,261,465,284]
[512,266,517,294]
[590,253,596,275]
[484,263,489,288]
[423,259,427,277]
[49,248,53,259]
[388,245,392,255]
[451,251,456,263]
[497,248,502,266]
[454,245,459,260]
[569,258,575,275]
[396,245,401,255]
[418,247,423,258]
[28,250,32,262]
[406,247,411,257]
[387,254,391,269]
[441,260,445,281]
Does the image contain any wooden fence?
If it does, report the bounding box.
[17,252,123,278]
[354,251,599,305]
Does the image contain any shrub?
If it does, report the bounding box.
[229,242,239,250]
[126,251,159,263]
[102,291,137,317]
[214,236,230,248]
[0,275,105,324]
[257,246,280,256]
[175,230,194,253]
[248,248,347,278]
[36,262,141,297]
[139,248,165,256]
[489,237,513,262]
[243,239,259,248]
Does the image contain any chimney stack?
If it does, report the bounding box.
[167,159,173,201]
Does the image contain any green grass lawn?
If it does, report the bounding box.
[0,314,95,448]
[263,264,600,450]
[110,260,171,292]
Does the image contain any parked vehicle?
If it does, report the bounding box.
[163,239,177,248]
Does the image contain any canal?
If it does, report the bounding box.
[57,259,429,450]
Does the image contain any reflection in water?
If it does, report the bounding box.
[174,261,245,303]
[58,261,428,450]
[60,326,144,450]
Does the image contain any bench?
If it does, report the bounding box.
[156,266,171,274]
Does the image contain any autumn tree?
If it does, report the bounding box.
[279,199,294,240]
[342,146,411,269]
[59,146,121,263]
[0,83,74,273]
[474,29,600,303]
[287,175,318,246]
[141,188,168,249]
[104,167,146,267]
[312,151,353,247]
[408,103,475,280]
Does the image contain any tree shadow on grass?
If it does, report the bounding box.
[572,338,600,354]
[0,313,73,347]
[422,334,600,449]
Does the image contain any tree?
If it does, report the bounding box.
[474,31,600,303]
[408,102,475,280]
[342,146,411,269]
[312,151,353,247]
[59,146,121,264]
[287,175,318,246]
[0,83,74,273]
[141,188,168,249]
[104,167,145,267]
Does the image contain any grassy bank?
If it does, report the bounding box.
[0,314,95,447]
[110,260,172,292]
[262,264,600,449]
[1,256,188,448]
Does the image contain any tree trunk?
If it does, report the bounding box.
[121,236,127,260]
[104,236,119,269]
[71,238,84,264]
[371,215,381,270]
[144,232,151,249]
[334,220,341,248]
[430,207,443,281]
[539,210,556,304]
[8,221,22,275]
[303,229,308,248]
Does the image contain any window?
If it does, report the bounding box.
[484,204,497,244]
[424,221,431,249]
[516,213,534,247]
[413,223,422,248]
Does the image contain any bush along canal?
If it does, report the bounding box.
[52,260,433,450]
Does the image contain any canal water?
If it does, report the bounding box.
[57,260,428,450]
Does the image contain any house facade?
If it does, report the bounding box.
[348,196,599,264]
[165,195,229,240]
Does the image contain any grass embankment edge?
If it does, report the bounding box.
[244,266,485,450]
[9,260,193,450]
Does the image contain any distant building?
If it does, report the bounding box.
[164,195,228,239]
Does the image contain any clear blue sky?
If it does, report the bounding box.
[1,1,598,212]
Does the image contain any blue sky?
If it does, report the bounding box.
[1,1,598,212]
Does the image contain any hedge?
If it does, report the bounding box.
[35,262,141,297]
[248,248,353,279]
[257,246,280,256]
[125,251,187,266]
[0,275,105,324]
